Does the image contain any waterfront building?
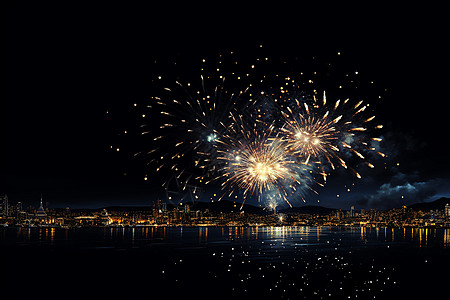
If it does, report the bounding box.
[444,203,450,218]
[100,209,112,226]
[16,202,22,213]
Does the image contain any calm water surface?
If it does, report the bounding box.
[1,226,449,299]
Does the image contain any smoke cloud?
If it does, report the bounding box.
[357,172,442,210]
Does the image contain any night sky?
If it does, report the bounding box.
[2,2,449,209]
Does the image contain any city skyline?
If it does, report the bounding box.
[2,191,450,229]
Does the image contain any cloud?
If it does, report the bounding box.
[356,172,442,210]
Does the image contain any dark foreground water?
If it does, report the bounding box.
[1,226,449,299]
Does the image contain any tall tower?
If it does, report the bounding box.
[39,194,44,210]
[35,194,47,223]
[0,195,8,217]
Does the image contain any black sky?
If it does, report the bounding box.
[2,2,449,208]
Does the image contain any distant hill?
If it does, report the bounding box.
[92,202,337,215]
[94,200,266,215]
[57,197,450,214]
[190,200,266,215]
[101,205,154,212]
[407,197,450,211]
[279,205,337,215]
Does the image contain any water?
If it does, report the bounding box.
[1,226,449,299]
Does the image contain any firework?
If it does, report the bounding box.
[220,139,292,196]
[215,118,316,207]
[280,91,384,179]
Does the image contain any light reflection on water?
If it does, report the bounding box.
[1,226,450,248]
